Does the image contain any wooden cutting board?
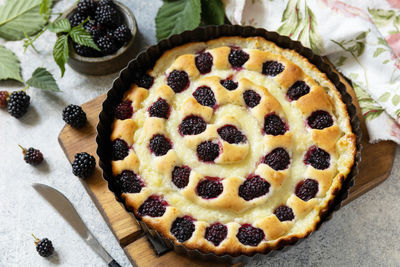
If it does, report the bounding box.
[58,75,396,266]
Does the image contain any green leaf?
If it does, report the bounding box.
[69,26,100,50]
[156,0,201,41]
[40,0,51,18]
[383,59,390,64]
[0,45,23,82]
[201,0,225,25]
[335,56,347,67]
[364,109,383,121]
[53,35,69,77]
[373,47,386,57]
[379,92,391,102]
[368,8,395,27]
[395,109,400,117]
[392,94,400,106]
[355,31,367,41]
[26,67,60,92]
[0,0,52,40]
[48,19,71,34]
[277,0,301,37]
[307,6,324,54]
[378,37,387,45]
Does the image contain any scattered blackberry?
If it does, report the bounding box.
[217,125,246,144]
[112,138,129,160]
[307,110,333,130]
[170,216,195,242]
[193,86,216,107]
[287,81,310,101]
[133,72,154,89]
[304,146,330,170]
[95,4,119,28]
[196,177,223,199]
[274,205,295,221]
[0,91,9,108]
[20,146,43,166]
[264,147,290,171]
[114,24,131,44]
[84,20,104,40]
[149,134,172,156]
[228,49,249,68]
[264,114,287,136]
[96,33,119,55]
[172,166,191,188]
[220,79,238,91]
[149,98,169,119]
[77,0,97,17]
[7,91,30,118]
[205,223,227,246]
[62,104,87,128]
[195,52,213,74]
[262,61,285,76]
[72,152,96,179]
[243,90,261,108]
[69,12,86,27]
[117,170,143,193]
[138,195,167,217]
[33,235,54,257]
[197,141,220,162]
[99,0,114,6]
[115,100,133,120]
[167,70,189,93]
[73,42,101,57]
[295,179,319,201]
[179,115,207,135]
[238,175,270,201]
[236,224,264,246]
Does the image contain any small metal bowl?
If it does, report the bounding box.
[62,1,138,76]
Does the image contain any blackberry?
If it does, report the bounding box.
[196,177,223,199]
[228,49,249,68]
[236,224,264,246]
[114,25,131,44]
[0,91,9,108]
[84,20,103,40]
[95,4,119,28]
[197,141,220,162]
[220,79,238,91]
[73,42,101,57]
[287,81,310,101]
[149,98,169,119]
[69,12,86,27]
[262,61,285,76]
[33,235,54,257]
[99,0,114,6]
[112,138,129,160]
[274,205,295,221]
[195,52,213,74]
[7,91,30,118]
[117,170,143,193]
[170,216,195,242]
[238,175,270,201]
[193,86,216,107]
[172,166,191,189]
[264,147,290,171]
[295,179,319,201]
[264,114,287,136]
[307,110,333,130]
[138,195,167,217]
[133,72,154,89]
[77,0,97,17]
[178,115,207,135]
[149,134,172,156]
[62,104,87,128]
[167,70,189,93]
[205,223,227,246]
[72,152,96,179]
[217,125,246,144]
[20,146,44,166]
[96,33,119,55]
[304,146,330,170]
[243,90,261,108]
[114,100,133,120]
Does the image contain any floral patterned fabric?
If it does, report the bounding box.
[224,0,400,143]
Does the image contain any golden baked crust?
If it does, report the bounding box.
[109,36,356,255]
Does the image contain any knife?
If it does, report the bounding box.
[33,183,125,267]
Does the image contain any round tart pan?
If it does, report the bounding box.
[96,25,362,263]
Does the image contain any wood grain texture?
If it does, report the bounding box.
[58,72,396,265]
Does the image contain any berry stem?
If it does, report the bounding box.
[32,233,40,244]
[18,144,27,154]
[21,85,30,92]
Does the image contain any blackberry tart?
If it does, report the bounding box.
[108,36,357,255]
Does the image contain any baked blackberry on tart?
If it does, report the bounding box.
[109,36,356,255]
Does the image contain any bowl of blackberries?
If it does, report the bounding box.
[65,0,137,75]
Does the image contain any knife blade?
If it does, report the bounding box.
[33,183,125,267]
